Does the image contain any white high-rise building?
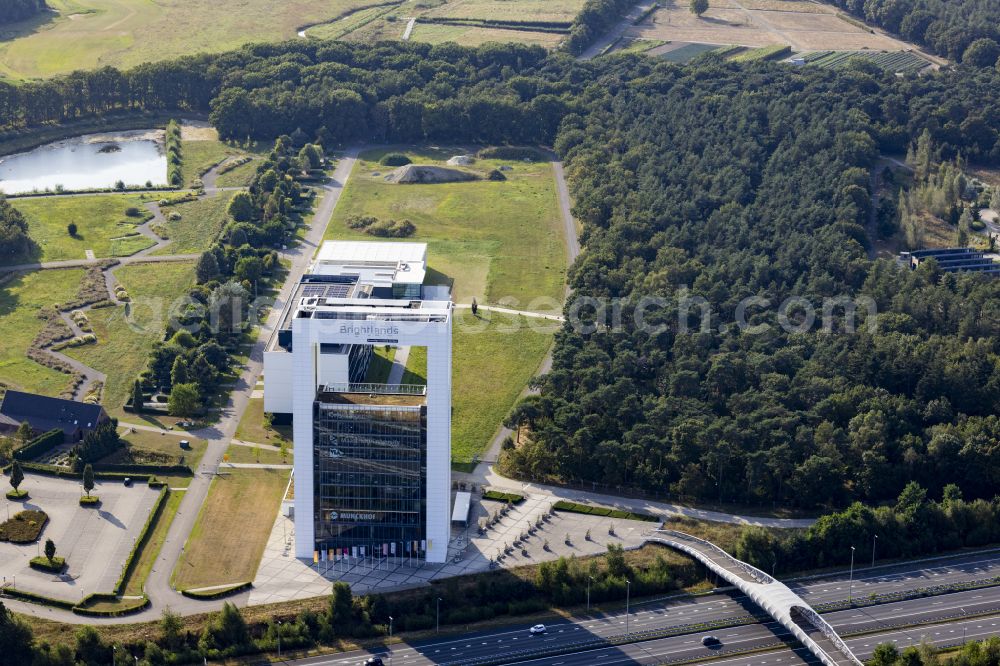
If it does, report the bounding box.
[264,241,452,564]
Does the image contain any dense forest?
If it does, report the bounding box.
[563,0,634,55]
[501,56,1000,510]
[0,0,48,25]
[823,0,1000,64]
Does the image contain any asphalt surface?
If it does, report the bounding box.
[281,551,1000,665]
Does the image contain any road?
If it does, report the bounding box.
[579,1,657,60]
[272,550,1000,665]
[3,148,361,624]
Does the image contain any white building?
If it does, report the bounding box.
[264,241,452,564]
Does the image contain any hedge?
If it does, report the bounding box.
[72,593,150,617]
[1,586,76,610]
[14,429,64,462]
[552,500,658,522]
[113,486,169,595]
[482,489,526,504]
[93,463,192,476]
[30,556,66,573]
[181,581,252,600]
[21,461,182,482]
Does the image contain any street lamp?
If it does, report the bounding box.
[871,534,878,568]
[389,615,394,665]
[277,619,282,659]
[436,597,442,633]
[848,546,856,605]
[587,576,594,612]
[625,579,631,638]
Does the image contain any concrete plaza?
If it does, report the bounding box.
[249,491,654,605]
[0,472,160,604]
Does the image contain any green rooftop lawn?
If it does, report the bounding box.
[0,268,84,396]
[5,193,154,264]
[325,146,567,307]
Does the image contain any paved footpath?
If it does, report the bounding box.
[3,148,361,624]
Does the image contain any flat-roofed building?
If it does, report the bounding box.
[264,240,452,564]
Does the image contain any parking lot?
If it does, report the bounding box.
[0,472,160,603]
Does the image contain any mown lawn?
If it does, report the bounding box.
[214,159,260,188]
[396,310,554,466]
[325,146,567,307]
[224,442,290,465]
[123,489,184,596]
[235,397,292,446]
[0,268,84,396]
[172,468,289,590]
[179,139,242,188]
[115,427,208,467]
[65,261,196,408]
[6,193,153,263]
[150,192,234,255]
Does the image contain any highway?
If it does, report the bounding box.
[281,551,1000,665]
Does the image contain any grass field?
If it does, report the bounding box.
[150,192,235,255]
[235,397,292,447]
[123,489,183,596]
[0,0,375,80]
[0,268,84,396]
[172,468,290,590]
[65,261,196,408]
[627,0,915,51]
[224,442,290,465]
[214,159,260,189]
[404,23,566,48]
[115,427,208,467]
[326,146,566,307]
[179,139,242,188]
[5,193,153,264]
[365,345,396,384]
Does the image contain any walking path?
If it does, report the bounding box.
[386,345,410,385]
[401,17,416,40]
[453,303,564,321]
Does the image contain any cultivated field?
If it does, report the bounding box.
[626,0,914,51]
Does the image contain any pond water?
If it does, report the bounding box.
[0,130,167,195]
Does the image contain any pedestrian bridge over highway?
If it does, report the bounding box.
[648,530,864,666]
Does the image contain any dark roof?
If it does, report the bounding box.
[0,390,107,435]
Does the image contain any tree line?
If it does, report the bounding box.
[822,0,1000,64]
[734,482,1000,573]
[0,0,48,26]
[0,196,34,260]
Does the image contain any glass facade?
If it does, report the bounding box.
[312,399,426,556]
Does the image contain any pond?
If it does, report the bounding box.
[0,129,167,195]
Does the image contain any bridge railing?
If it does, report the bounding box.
[655,529,775,585]
[793,605,864,666]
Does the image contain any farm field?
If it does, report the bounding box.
[65,261,196,409]
[325,146,567,307]
[172,468,290,590]
[0,268,84,396]
[308,0,582,47]
[625,0,915,52]
[4,193,155,264]
[802,49,931,73]
[150,192,235,256]
[0,0,376,80]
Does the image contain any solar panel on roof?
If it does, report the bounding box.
[302,285,327,297]
[325,284,351,298]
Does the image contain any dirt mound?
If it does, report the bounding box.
[385,165,479,184]
[447,154,475,166]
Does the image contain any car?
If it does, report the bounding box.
[701,635,720,646]
[362,658,384,666]
[529,624,547,635]
[123,477,132,487]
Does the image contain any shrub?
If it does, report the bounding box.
[79,496,100,506]
[482,489,525,503]
[379,152,411,166]
[167,211,182,221]
[67,222,78,236]
[487,169,507,181]
[0,509,48,542]
[30,556,65,572]
[124,206,142,217]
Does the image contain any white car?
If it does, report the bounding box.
[529,624,547,635]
